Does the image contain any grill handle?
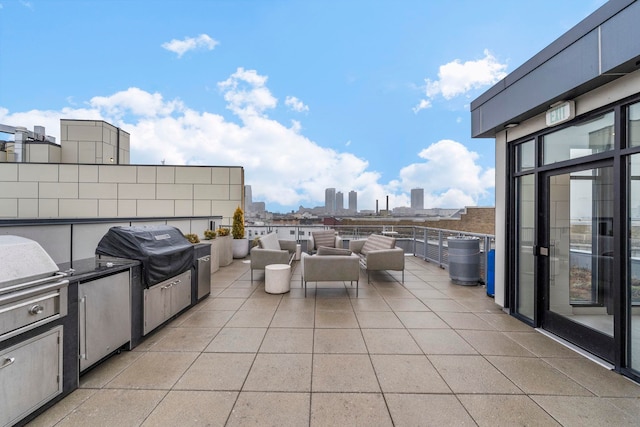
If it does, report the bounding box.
[79,295,88,360]
[1,357,15,369]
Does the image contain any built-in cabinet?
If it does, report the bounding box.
[78,271,131,372]
[143,270,192,335]
[0,326,63,427]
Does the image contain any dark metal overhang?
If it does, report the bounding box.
[471,0,640,139]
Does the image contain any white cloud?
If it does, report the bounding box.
[412,98,432,114]
[285,96,309,113]
[217,67,277,118]
[0,69,494,211]
[161,34,219,58]
[416,49,507,112]
[397,139,494,208]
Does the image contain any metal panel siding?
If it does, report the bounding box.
[472,30,599,137]
[601,0,640,73]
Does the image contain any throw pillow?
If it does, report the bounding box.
[317,246,352,256]
[312,230,337,249]
[258,233,281,250]
[361,234,395,255]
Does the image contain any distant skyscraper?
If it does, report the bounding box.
[349,191,357,213]
[325,188,336,214]
[244,185,253,212]
[335,191,344,213]
[411,188,424,210]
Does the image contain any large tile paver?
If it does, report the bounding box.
[30,256,640,427]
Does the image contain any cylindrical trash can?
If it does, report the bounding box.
[486,249,495,297]
[447,236,480,286]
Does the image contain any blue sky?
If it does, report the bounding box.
[0,0,607,212]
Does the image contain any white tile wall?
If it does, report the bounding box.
[194,184,229,200]
[175,200,194,216]
[79,183,117,199]
[60,165,79,183]
[118,183,156,200]
[0,161,241,223]
[39,183,78,199]
[18,199,37,217]
[98,165,137,183]
[38,199,59,217]
[137,200,174,217]
[0,182,38,198]
[19,164,59,182]
[137,166,156,183]
[59,199,98,217]
[78,141,96,163]
[157,184,193,200]
[176,167,211,184]
[0,199,17,217]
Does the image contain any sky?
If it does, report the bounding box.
[0,0,608,213]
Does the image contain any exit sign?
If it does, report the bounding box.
[546,101,575,127]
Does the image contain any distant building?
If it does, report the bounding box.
[325,188,336,214]
[411,188,424,210]
[348,190,357,213]
[335,191,344,213]
[244,185,253,213]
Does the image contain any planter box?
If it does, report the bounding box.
[218,235,233,267]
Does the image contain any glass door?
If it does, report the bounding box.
[541,163,615,362]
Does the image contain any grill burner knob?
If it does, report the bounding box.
[29,304,44,315]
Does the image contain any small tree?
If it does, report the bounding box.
[232,206,245,239]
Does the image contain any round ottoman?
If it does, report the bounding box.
[265,263,291,294]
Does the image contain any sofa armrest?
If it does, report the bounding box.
[364,247,405,270]
[279,240,297,253]
[348,239,367,253]
[250,247,290,269]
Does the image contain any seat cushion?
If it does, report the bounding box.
[259,233,281,250]
[317,246,352,256]
[312,230,337,248]
[361,234,395,255]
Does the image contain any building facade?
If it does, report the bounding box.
[411,188,424,210]
[324,188,336,214]
[349,190,357,213]
[471,0,640,381]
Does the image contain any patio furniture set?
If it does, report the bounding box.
[249,229,405,296]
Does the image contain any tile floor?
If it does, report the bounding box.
[29,256,640,426]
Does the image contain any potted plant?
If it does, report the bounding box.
[231,206,249,258]
[203,229,217,240]
[184,233,200,244]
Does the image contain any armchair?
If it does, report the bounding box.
[349,234,405,284]
[250,232,296,282]
[308,229,342,254]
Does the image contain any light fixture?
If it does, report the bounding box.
[505,123,519,128]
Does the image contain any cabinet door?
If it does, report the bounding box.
[0,326,63,427]
[170,270,192,317]
[79,271,131,372]
[143,283,169,335]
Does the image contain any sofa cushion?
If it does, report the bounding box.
[361,234,395,255]
[258,233,281,250]
[317,246,352,256]
[312,230,337,248]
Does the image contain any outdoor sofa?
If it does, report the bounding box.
[300,246,360,296]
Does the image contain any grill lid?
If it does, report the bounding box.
[95,225,194,287]
[0,235,59,289]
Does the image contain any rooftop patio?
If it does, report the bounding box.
[29,255,640,426]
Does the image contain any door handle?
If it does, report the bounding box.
[534,246,549,256]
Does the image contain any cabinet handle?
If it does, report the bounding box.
[29,304,45,315]
[1,357,15,369]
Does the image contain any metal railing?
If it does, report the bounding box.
[242,224,495,285]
